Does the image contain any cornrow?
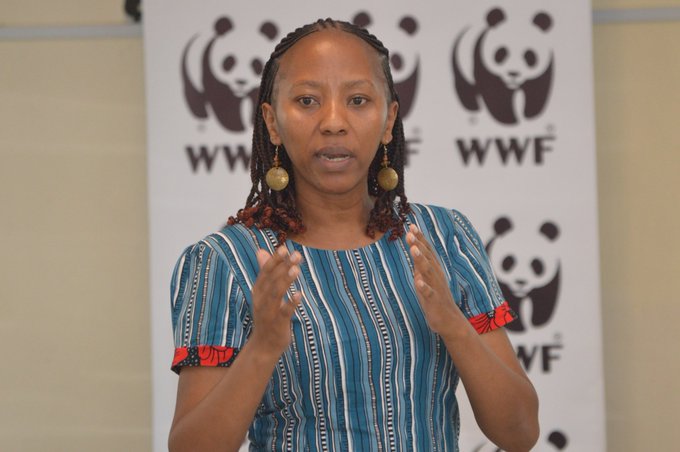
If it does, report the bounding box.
[228,18,410,242]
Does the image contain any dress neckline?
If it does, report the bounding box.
[285,228,397,253]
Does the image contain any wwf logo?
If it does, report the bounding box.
[181,17,279,132]
[485,216,561,332]
[351,11,420,119]
[452,8,554,125]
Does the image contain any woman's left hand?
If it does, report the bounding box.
[406,224,465,339]
[407,224,540,451]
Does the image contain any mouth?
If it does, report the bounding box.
[510,286,529,298]
[316,147,353,163]
[319,154,351,162]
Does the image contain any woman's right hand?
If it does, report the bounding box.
[169,247,303,452]
[250,247,302,357]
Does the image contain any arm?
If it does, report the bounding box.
[168,247,302,452]
[406,225,539,452]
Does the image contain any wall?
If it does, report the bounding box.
[0,0,678,450]
[592,1,680,449]
[0,2,149,451]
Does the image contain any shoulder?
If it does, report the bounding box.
[407,202,470,230]
[180,223,276,269]
[408,203,485,248]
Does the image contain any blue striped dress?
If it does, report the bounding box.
[170,203,515,451]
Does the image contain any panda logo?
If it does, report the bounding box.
[452,7,554,125]
[181,17,279,132]
[351,11,420,119]
[471,429,568,451]
[485,217,560,332]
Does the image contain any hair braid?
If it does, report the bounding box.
[228,18,410,242]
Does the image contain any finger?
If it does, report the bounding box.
[409,225,437,261]
[255,250,293,300]
[259,246,298,277]
[256,249,271,269]
[256,249,293,297]
[407,230,431,262]
[261,249,303,300]
[280,292,301,317]
[414,277,436,302]
[410,244,433,273]
[415,277,427,294]
[289,250,303,265]
[257,246,287,273]
[410,245,435,283]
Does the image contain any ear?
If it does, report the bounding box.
[259,21,278,41]
[352,11,372,28]
[533,12,553,32]
[493,216,513,235]
[381,101,399,144]
[539,221,559,241]
[261,103,282,145]
[486,8,505,28]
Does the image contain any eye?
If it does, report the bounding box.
[502,255,516,272]
[297,96,317,107]
[251,58,263,75]
[391,53,404,71]
[222,55,236,72]
[524,50,537,67]
[531,258,544,276]
[494,47,508,64]
[349,96,367,106]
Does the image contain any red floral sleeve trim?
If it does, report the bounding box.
[468,301,517,334]
[171,345,239,374]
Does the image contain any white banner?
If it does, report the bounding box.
[144,1,604,450]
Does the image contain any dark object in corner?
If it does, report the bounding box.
[124,0,142,22]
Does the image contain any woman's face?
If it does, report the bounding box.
[262,29,398,200]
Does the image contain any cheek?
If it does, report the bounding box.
[356,106,390,137]
[271,106,306,142]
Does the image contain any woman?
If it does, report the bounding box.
[169,18,539,452]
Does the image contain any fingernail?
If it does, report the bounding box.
[288,266,299,278]
[412,246,421,257]
[277,247,287,257]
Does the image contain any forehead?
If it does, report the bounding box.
[276,28,385,83]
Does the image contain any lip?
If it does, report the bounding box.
[314,146,354,171]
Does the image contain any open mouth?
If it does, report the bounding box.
[319,153,351,162]
[316,147,352,163]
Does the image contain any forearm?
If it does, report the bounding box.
[442,322,539,451]
[168,337,281,452]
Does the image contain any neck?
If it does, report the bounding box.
[291,190,380,249]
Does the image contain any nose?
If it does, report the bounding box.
[320,99,348,135]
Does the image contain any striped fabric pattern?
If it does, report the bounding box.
[170,204,515,451]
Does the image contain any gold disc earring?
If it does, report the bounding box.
[265,146,289,191]
[377,143,398,191]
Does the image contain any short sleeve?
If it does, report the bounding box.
[169,241,249,373]
[447,210,517,334]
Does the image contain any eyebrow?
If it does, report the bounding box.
[288,79,376,90]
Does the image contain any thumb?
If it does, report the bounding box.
[256,249,271,269]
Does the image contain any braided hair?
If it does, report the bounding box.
[228,18,410,242]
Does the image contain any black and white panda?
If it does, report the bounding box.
[181,17,279,132]
[485,216,560,332]
[452,7,554,125]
